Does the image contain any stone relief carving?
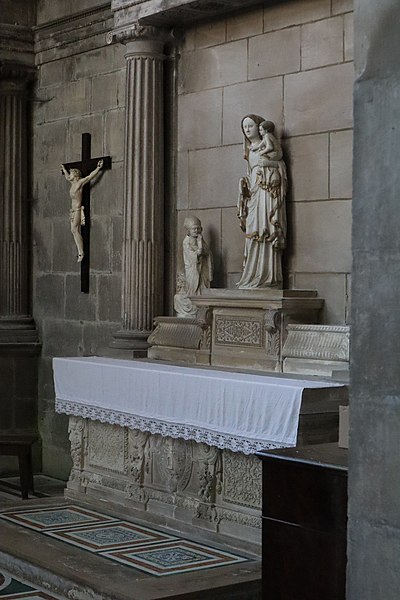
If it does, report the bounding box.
[128,428,150,485]
[68,416,85,470]
[148,317,208,350]
[237,116,287,289]
[215,316,263,347]
[217,508,262,530]
[174,216,213,319]
[194,444,222,521]
[66,418,263,545]
[223,452,262,509]
[283,324,350,361]
[87,421,128,475]
[150,436,192,493]
[265,310,281,356]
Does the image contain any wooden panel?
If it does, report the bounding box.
[262,519,346,600]
[262,459,347,531]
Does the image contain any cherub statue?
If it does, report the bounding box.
[174,216,213,318]
[60,160,103,262]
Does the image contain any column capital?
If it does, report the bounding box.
[106,22,177,47]
[0,60,35,84]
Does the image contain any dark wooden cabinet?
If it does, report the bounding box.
[257,443,348,600]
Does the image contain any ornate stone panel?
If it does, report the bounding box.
[147,435,193,493]
[86,421,129,475]
[222,451,262,509]
[214,316,263,347]
[283,324,350,361]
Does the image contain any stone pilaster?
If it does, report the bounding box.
[0,61,39,440]
[107,25,169,353]
[0,61,38,344]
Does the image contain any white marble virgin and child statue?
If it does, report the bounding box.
[174,114,287,319]
[237,115,287,289]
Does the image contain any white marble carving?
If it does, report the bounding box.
[60,161,103,262]
[174,216,213,318]
[237,116,287,289]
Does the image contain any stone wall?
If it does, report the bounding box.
[31,0,354,478]
[32,2,125,477]
[348,0,400,597]
[176,0,353,324]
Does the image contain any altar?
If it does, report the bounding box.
[53,357,347,547]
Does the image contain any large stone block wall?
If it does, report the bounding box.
[31,0,353,478]
[32,4,125,477]
[348,0,400,597]
[176,0,353,324]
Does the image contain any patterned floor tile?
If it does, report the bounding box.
[0,571,60,599]
[0,594,58,599]
[0,505,117,531]
[102,539,247,576]
[0,504,249,578]
[45,521,176,552]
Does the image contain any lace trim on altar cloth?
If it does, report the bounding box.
[56,399,289,455]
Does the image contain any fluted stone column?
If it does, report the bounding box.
[107,25,169,353]
[0,62,37,344]
[0,61,39,438]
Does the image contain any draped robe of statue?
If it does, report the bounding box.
[237,115,287,289]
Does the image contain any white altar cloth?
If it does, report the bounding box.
[53,357,342,454]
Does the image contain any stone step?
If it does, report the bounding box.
[0,497,261,600]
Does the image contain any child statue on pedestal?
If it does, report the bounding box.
[174,216,213,318]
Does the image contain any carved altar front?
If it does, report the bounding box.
[55,357,347,549]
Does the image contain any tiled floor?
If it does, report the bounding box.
[0,477,261,599]
[0,569,63,599]
[0,504,248,577]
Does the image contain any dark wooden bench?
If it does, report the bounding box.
[0,434,37,499]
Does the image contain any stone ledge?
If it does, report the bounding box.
[34,3,113,61]
[111,0,279,28]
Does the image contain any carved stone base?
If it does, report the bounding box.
[148,289,323,372]
[66,417,263,548]
[282,324,350,378]
[65,383,346,548]
[147,316,211,364]
[195,289,323,371]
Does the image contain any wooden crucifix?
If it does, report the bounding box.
[61,133,112,293]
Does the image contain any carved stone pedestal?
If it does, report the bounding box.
[282,324,350,378]
[148,314,211,365]
[148,289,323,372]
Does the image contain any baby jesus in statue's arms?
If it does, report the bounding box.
[253,120,283,165]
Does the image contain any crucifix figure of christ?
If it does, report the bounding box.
[61,133,112,293]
